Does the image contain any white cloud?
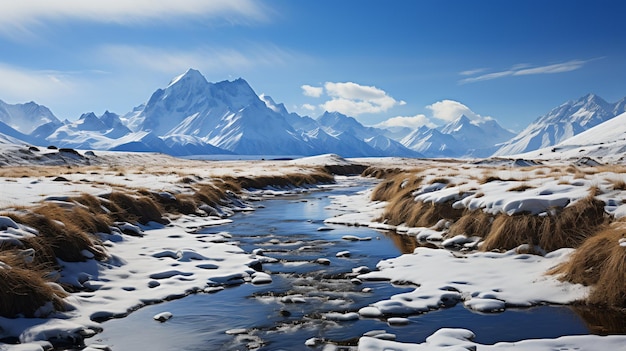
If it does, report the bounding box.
[459,68,487,76]
[301,103,316,111]
[513,60,587,76]
[95,44,296,76]
[303,81,403,116]
[301,85,323,98]
[0,0,268,37]
[426,100,484,122]
[459,59,596,84]
[376,114,435,129]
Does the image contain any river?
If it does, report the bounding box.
[92,177,606,350]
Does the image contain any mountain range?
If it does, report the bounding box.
[0,68,624,159]
[493,93,626,156]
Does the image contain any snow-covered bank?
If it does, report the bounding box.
[321,157,626,351]
[358,328,626,351]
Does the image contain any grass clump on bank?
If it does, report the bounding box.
[550,221,626,307]
[445,193,608,253]
[0,255,67,318]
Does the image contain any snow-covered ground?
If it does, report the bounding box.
[1,148,625,350]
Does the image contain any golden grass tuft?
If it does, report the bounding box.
[480,174,505,184]
[225,170,335,190]
[371,173,423,202]
[607,177,626,191]
[507,183,535,192]
[480,194,607,252]
[361,166,405,179]
[380,199,464,228]
[7,207,106,263]
[429,177,451,185]
[448,209,494,238]
[106,192,166,225]
[0,262,67,317]
[550,223,626,307]
[481,214,546,251]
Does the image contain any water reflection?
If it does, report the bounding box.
[572,306,626,335]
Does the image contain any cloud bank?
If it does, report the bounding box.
[375,114,434,129]
[377,99,492,129]
[301,81,405,116]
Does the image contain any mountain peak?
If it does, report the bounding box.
[167,68,208,88]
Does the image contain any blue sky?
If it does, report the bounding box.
[0,0,624,131]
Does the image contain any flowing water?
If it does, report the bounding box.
[93,177,613,350]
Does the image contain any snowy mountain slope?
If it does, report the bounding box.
[365,134,423,158]
[401,126,462,158]
[438,115,515,157]
[441,115,514,149]
[46,112,134,149]
[317,111,382,140]
[127,69,315,155]
[0,120,37,145]
[517,111,626,162]
[395,114,513,158]
[0,100,61,134]
[261,94,319,132]
[314,111,419,157]
[493,94,626,156]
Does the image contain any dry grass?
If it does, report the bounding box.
[194,183,230,208]
[480,193,607,252]
[380,198,464,228]
[507,183,535,192]
[480,174,505,184]
[0,259,67,317]
[105,192,166,225]
[607,177,626,191]
[224,170,335,189]
[7,207,107,263]
[550,222,626,307]
[371,173,423,202]
[448,209,494,238]
[481,214,546,251]
[429,177,451,185]
[361,166,405,179]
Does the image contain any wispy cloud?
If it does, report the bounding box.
[459,59,596,84]
[302,81,405,116]
[94,44,299,76]
[0,63,83,103]
[0,0,269,38]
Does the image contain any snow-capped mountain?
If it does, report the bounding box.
[399,115,514,158]
[401,126,461,158]
[2,68,619,161]
[0,100,61,135]
[493,94,626,156]
[126,69,314,155]
[517,111,626,163]
[439,115,515,157]
[314,112,421,157]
